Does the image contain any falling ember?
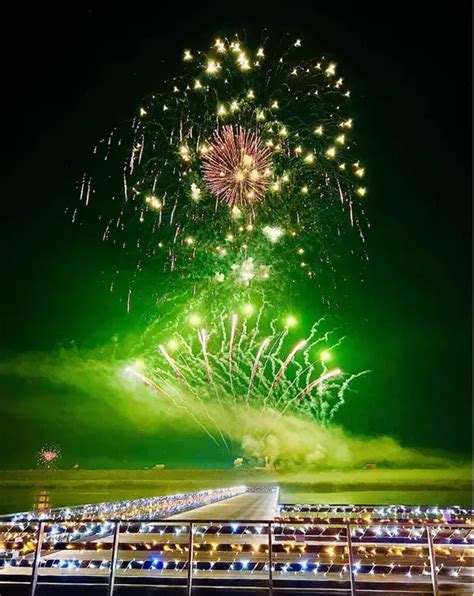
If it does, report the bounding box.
[201,125,273,209]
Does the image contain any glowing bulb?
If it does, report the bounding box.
[189,314,201,326]
[356,187,367,197]
[271,100,279,109]
[191,183,201,201]
[336,134,346,145]
[194,79,203,90]
[314,126,323,136]
[145,195,162,210]
[326,147,337,158]
[325,62,336,76]
[242,303,255,316]
[217,104,227,116]
[185,236,194,245]
[304,152,315,164]
[139,108,147,117]
[301,186,308,194]
[355,167,365,178]
[237,53,251,70]
[206,59,220,74]
[285,315,297,328]
[279,126,288,137]
[231,206,242,219]
[247,89,255,99]
[297,248,305,254]
[179,145,190,161]
[295,146,303,155]
[294,39,302,47]
[263,226,284,242]
[183,50,193,62]
[320,350,331,362]
[214,38,226,53]
[167,339,179,351]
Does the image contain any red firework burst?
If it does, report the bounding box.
[201,126,273,209]
[37,444,61,469]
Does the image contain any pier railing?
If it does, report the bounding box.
[0,516,472,595]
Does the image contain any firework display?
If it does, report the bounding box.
[77,34,368,310]
[201,125,273,208]
[71,34,371,461]
[37,444,61,469]
[123,305,368,450]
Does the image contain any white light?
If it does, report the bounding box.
[262,226,284,243]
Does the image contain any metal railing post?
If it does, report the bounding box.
[107,521,120,596]
[187,522,194,596]
[268,521,273,595]
[426,525,439,596]
[346,523,356,596]
[29,521,44,596]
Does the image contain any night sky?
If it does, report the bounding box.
[0,4,470,468]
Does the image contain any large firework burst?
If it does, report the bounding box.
[76,34,368,311]
[202,125,273,209]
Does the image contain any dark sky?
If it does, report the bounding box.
[0,4,471,467]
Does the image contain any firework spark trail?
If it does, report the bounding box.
[329,370,371,420]
[198,329,212,382]
[297,368,343,399]
[157,342,231,451]
[259,327,288,409]
[228,313,238,378]
[237,317,249,365]
[248,337,271,395]
[270,339,307,390]
[260,368,344,440]
[126,366,221,447]
[258,332,327,426]
[158,345,188,385]
[125,367,163,393]
[124,303,364,454]
[249,302,266,351]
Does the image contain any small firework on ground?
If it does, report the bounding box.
[37,444,61,469]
